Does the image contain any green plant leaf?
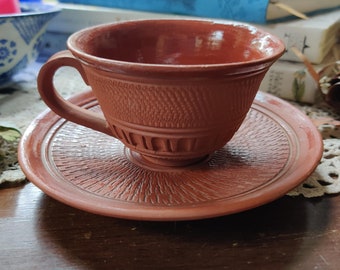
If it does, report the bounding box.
[0,126,21,142]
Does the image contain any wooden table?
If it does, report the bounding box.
[1,182,339,269]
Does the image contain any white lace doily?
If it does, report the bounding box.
[0,64,339,198]
[287,103,340,197]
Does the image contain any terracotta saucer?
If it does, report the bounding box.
[18,90,323,221]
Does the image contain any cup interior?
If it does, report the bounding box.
[72,20,283,66]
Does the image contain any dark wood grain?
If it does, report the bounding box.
[1,182,339,269]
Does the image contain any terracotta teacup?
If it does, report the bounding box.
[37,19,284,167]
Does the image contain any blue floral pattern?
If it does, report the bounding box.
[0,3,60,85]
[0,39,17,67]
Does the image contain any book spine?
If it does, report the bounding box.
[260,60,319,103]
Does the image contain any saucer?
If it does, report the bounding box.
[18,90,323,221]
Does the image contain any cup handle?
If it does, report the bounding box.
[37,50,112,136]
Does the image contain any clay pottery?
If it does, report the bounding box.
[37,19,285,167]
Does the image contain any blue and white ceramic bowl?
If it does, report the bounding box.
[0,3,60,86]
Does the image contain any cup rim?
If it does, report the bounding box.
[67,19,285,73]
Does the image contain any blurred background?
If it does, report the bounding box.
[1,0,339,103]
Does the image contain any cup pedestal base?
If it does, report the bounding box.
[126,149,209,171]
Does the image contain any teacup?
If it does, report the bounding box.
[37,19,284,167]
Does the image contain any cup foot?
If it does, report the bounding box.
[126,149,209,171]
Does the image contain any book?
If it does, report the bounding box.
[260,44,339,104]
[255,9,340,64]
[259,60,319,104]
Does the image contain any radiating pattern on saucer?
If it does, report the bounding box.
[47,104,292,206]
